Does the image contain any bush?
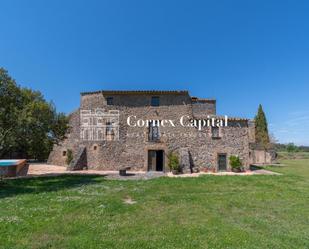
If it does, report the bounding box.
[229,155,243,171]
[66,149,73,165]
[168,152,180,172]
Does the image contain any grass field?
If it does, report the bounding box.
[1,160,309,249]
[277,151,309,160]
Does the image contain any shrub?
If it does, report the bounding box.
[168,152,180,172]
[66,149,73,165]
[229,155,243,171]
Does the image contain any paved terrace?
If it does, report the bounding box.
[24,163,280,180]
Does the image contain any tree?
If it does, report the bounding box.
[254,104,270,148]
[286,143,299,153]
[0,68,69,160]
[0,68,22,156]
[269,132,278,144]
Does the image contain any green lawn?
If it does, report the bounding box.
[277,151,309,160]
[1,160,309,249]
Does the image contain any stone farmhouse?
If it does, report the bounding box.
[48,90,272,172]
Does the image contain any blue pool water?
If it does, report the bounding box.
[0,160,19,166]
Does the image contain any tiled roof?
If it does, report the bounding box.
[81,90,189,96]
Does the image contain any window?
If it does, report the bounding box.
[212,127,220,138]
[62,151,67,156]
[149,121,160,141]
[106,97,113,105]
[151,96,160,106]
[93,145,97,150]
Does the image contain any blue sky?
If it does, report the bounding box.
[1,0,309,145]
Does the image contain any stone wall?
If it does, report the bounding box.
[248,120,256,143]
[68,146,87,170]
[192,99,216,116]
[47,109,81,166]
[48,91,253,172]
[250,150,273,164]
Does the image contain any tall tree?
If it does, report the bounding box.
[0,68,22,156]
[0,68,69,159]
[254,104,270,148]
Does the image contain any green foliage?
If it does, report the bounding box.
[286,143,299,153]
[0,68,22,155]
[229,155,243,170]
[274,143,308,153]
[254,104,270,148]
[277,151,309,160]
[0,68,69,160]
[66,149,73,165]
[168,152,180,171]
[299,146,309,152]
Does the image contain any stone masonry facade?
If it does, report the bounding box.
[48,90,259,172]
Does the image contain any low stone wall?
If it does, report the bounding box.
[68,146,87,171]
[250,150,273,165]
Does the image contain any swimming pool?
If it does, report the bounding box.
[0,160,20,166]
[0,159,28,177]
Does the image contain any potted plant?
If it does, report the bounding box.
[229,155,243,172]
[168,152,180,174]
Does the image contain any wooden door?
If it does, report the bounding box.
[148,150,156,171]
